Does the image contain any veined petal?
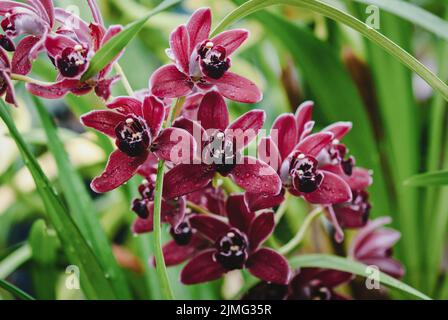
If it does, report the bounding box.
[152,127,196,164]
[0,1,36,15]
[272,114,298,161]
[211,29,248,56]
[189,215,229,242]
[143,95,165,136]
[246,248,290,285]
[197,91,229,131]
[91,150,147,193]
[180,249,226,285]
[227,110,265,151]
[26,79,91,99]
[106,96,142,116]
[248,211,274,250]
[210,72,262,104]
[161,235,209,267]
[170,25,190,74]
[45,33,77,58]
[258,136,282,172]
[295,132,334,157]
[244,190,285,212]
[186,7,211,51]
[295,100,314,138]
[304,171,352,205]
[163,163,216,199]
[323,121,353,140]
[80,110,125,137]
[12,36,41,75]
[230,156,282,195]
[150,64,192,98]
[226,194,255,233]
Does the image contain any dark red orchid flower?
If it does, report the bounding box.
[163,91,281,199]
[180,194,290,285]
[25,4,123,100]
[349,217,404,279]
[186,183,227,216]
[0,0,55,75]
[243,268,351,300]
[80,95,196,193]
[150,8,262,104]
[0,47,16,105]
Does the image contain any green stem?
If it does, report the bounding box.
[211,0,448,102]
[279,206,323,255]
[152,97,185,300]
[10,74,51,86]
[0,244,32,279]
[114,63,135,96]
[0,279,35,300]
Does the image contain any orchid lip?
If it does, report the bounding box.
[214,228,248,270]
[115,115,151,157]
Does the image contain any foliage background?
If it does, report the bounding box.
[0,0,447,300]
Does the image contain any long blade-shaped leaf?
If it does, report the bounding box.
[404,170,448,187]
[0,101,116,299]
[34,97,132,299]
[0,279,35,300]
[81,0,181,81]
[290,254,431,300]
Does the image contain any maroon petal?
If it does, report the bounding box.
[211,29,248,56]
[163,163,216,199]
[189,215,229,242]
[32,0,54,26]
[272,114,298,161]
[197,91,229,131]
[173,116,208,152]
[152,127,196,164]
[304,171,352,205]
[246,248,290,285]
[91,150,147,193]
[321,165,372,191]
[143,95,165,137]
[150,64,192,98]
[26,79,91,99]
[227,110,265,151]
[80,110,125,137]
[132,210,153,234]
[325,206,345,243]
[186,8,211,51]
[180,249,226,285]
[323,122,352,140]
[311,269,352,287]
[54,8,90,44]
[210,72,262,104]
[45,34,77,59]
[226,194,255,233]
[248,211,275,250]
[107,96,142,116]
[295,132,334,157]
[0,2,35,15]
[11,36,40,75]
[161,235,209,267]
[295,100,314,138]
[170,25,190,74]
[95,76,119,101]
[355,229,401,259]
[244,190,285,212]
[230,157,282,195]
[350,217,393,256]
[258,136,281,172]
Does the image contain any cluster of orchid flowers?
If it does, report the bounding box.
[1,2,404,300]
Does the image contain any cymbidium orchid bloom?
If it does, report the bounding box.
[25,3,123,100]
[250,101,352,211]
[162,91,281,199]
[150,8,262,104]
[243,268,352,300]
[0,0,55,75]
[0,47,16,105]
[180,194,290,285]
[349,217,404,279]
[80,95,196,193]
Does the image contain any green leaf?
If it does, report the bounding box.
[0,244,32,279]
[0,279,35,300]
[212,0,448,102]
[0,100,116,299]
[290,254,431,300]
[33,97,132,299]
[404,170,448,187]
[81,0,181,81]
